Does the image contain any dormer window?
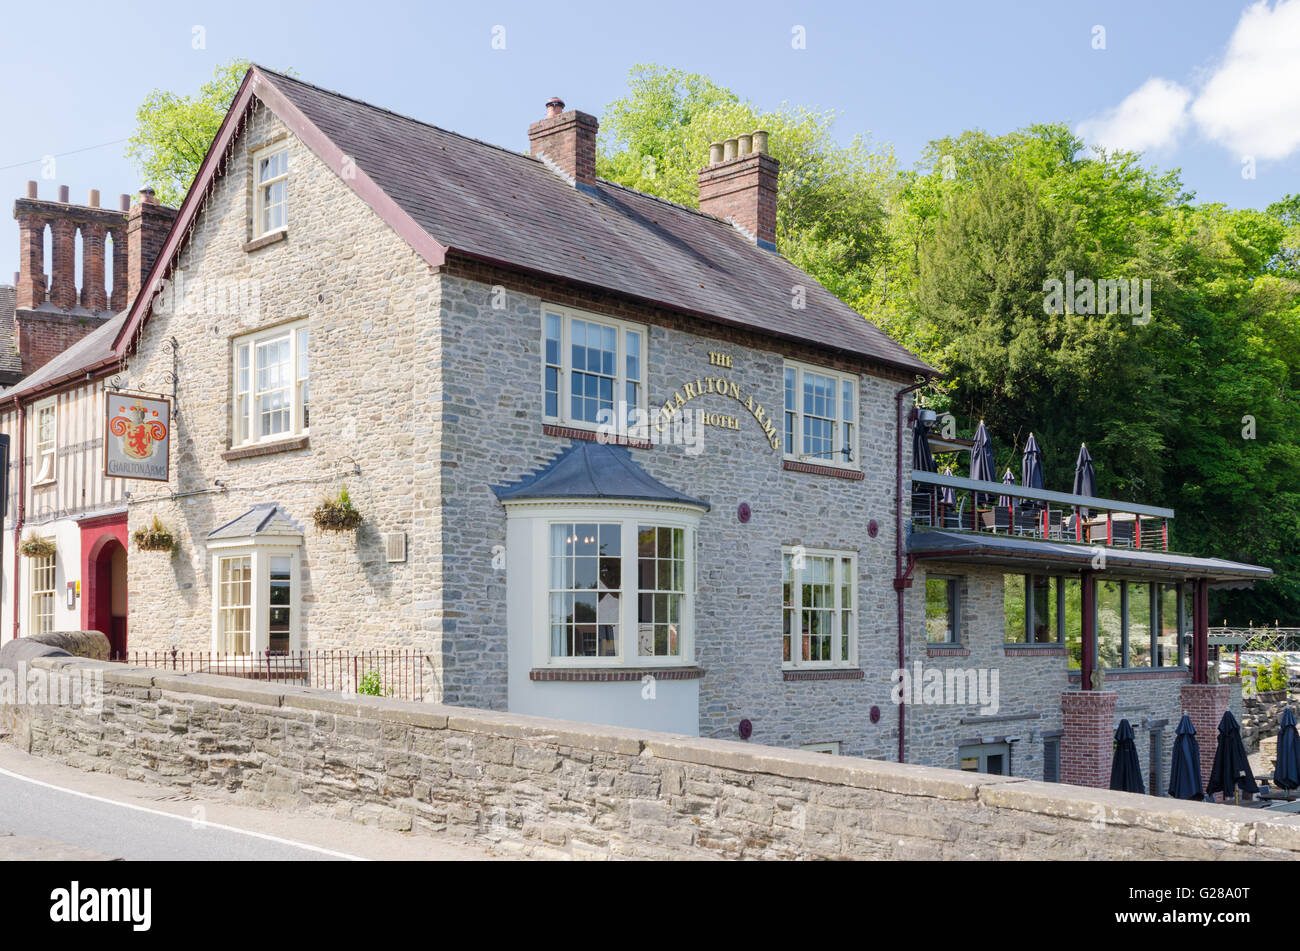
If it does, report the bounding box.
[254,144,289,238]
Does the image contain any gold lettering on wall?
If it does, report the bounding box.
[656,374,780,452]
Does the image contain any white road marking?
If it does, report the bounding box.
[0,765,365,860]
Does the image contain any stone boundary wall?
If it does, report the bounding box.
[5,656,1300,860]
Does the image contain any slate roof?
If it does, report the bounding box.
[0,311,124,399]
[208,502,304,540]
[0,286,21,386]
[258,69,932,376]
[493,441,709,509]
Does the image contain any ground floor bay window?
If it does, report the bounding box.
[508,503,702,670]
[206,504,303,654]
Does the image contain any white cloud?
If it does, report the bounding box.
[1191,0,1300,160]
[1076,78,1192,154]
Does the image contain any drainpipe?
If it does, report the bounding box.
[894,377,928,764]
[11,397,25,642]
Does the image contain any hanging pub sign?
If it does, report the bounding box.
[104,392,171,482]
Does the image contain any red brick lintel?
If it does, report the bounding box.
[530,667,706,682]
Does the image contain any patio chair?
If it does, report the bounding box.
[1013,505,1041,537]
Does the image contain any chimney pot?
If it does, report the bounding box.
[723,138,738,161]
[708,142,724,165]
[139,187,157,205]
[89,188,101,208]
[752,130,769,154]
[545,97,565,118]
[25,181,37,199]
[58,185,70,203]
[119,194,131,211]
[737,134,752,157]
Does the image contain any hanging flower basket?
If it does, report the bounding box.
[20,533,56,559]
[314,485,363,532]
[133,515,177,553]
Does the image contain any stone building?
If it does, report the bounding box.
[0,66,1272,791]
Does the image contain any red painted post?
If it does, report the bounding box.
[1135,516,1142,550]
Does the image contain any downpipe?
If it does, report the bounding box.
[894,378,927,763]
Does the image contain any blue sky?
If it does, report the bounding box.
[2,0,1298,279]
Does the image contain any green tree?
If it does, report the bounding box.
[598,64,898,307]
[126,59,253,206]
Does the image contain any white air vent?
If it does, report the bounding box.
[385,531,407,563]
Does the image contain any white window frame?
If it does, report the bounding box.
[208,537,303,654]
[783,359,859,471]
[231,320,309,448]
[541,305,647,435]
[507,501,701,670]
[29,545,56,636]
[782,546,858,670]
[253,143,289,239]
[33,398,57,486]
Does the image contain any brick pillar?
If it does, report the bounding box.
[1060,690,1117,788]
[16,213,46,309]
[48,218,77,310]
[80,223,107,311]
[108,226,128,311]
[1181,683,1231,789]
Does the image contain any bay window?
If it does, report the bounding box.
[209,534,302,654]
[232,320,309,447]
[783,360,858,469]
[542,306,646,431]
[510,503,700,669]
[782,547,857,668]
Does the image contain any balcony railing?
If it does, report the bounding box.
[911,469,1174,551]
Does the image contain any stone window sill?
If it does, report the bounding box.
[222,435,309,462]
[243,229,287,253]
[541,423,651,450]
[781,668,865,682]
[529,666,705,682]
[782,460,864,481]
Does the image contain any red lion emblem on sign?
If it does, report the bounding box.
[110,404,168,460]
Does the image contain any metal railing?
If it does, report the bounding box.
[1209,627,1300,652]
[110,648,432,702]
[911,469,1173,551]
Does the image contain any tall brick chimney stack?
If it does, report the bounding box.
[698,131,779,250]
[10,182,174,377]
[528,97,599,188]
[125,187,178,308]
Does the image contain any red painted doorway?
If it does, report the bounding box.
[81,516,129,658]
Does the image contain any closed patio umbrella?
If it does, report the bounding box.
[1022,432,1045,509]
[1168,714,1204,800]
[1206,710,1258,802]
[1109,719,1145,794]
[1072,443,1096,509]
[1274,707,1300,792]
[998,468,1017,507]
[913,418,937,474]
[970,420,996,504]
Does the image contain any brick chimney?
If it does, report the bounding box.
[698,131,779,249]
[125,187,178,307]
[10,183,174,377]
[528,97,599,188]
